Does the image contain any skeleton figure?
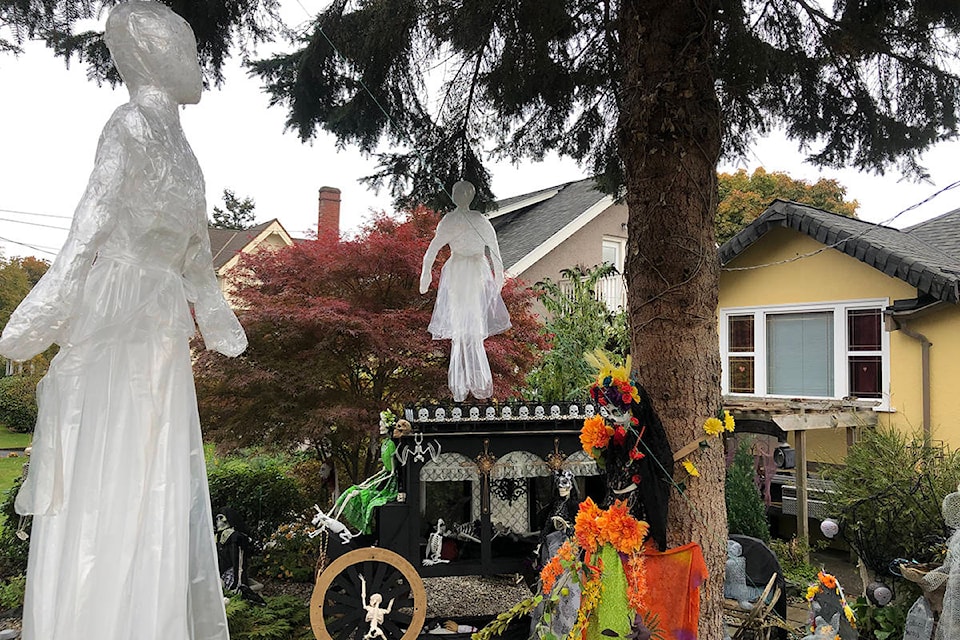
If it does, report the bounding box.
[360,574,395,640]
[310,505,360,545]
[923,485,960,639]
[423,519,449,566]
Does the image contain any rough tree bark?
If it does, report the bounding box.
[618,1,726,638]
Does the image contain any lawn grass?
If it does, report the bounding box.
[0,431,30,450]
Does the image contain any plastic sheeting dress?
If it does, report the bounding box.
[419,181,511,401]
[0,4,246,639]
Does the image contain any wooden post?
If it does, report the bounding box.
[795,428,809,562]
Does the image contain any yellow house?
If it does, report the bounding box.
[719,200,960,466]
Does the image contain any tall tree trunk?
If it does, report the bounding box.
[617,1,726,638]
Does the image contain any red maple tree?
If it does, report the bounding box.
[194,207,545,483]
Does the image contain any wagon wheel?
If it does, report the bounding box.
[311,547,427,640]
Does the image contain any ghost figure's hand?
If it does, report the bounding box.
[419,270,432,294]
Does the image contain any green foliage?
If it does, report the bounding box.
[211,188,257,230]
[769,537,823,586]
[725,441,770,542]
[851,596,909,640]
[471,595,542,640]
[258,521,321,583]
[0,573,25,612]
[0,475,29,580]
[716,168,860,245]
[826,427,960,572]
[225,594,313,640]
[252,1,960,210]
[0,373,41,432]
[2,1,282,86]
[206,453,310,544]
[525,264,628,402]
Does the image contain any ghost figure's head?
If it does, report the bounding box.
[105,2,202,105]
[451,180,476,210]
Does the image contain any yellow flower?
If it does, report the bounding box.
[723,410,735,432]
[805,585,821,601]
[682,460,700,477]
[843,604,856,625]
[703,416,724,437]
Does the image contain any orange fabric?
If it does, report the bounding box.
[642,541,708,640]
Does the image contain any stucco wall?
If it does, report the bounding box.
[720,228,960,453]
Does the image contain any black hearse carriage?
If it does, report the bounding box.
[309,402,603,639]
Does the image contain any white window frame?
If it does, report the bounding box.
[720,298,891,409]
[602,236,626,273]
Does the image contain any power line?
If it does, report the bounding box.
[0,217,71,231]
[0,236,58,257]
[0,207,72,220]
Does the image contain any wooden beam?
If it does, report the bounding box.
[795,429,809,561]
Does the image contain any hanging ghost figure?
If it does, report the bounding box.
[419,180,511,401]
[0,3,246,639]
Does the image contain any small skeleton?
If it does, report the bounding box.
[360,574,394,640]
[395,432,440,465]
[308,505,359,545]
[423,518,449,566]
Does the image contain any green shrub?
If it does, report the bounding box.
[769,536,824,586]
[826,427,960,573]
[0,475,29,580]
[0,374,41,433]
[852,595,909,640]
[259,521,321,582]
[226,594,313,639]
[207,453,310,544]
[725,440,770,542]
[0,574,25,612]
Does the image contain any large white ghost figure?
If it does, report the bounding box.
[419,180,511,401]
[0,3,245,639]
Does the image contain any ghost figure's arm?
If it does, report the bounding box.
[419,216,451,294]
[182,212,247,358]
[0,108,135,361]
[482,219,505,290]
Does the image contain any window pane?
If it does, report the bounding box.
[849,356,882,398]
[729,315,754,352]
[602,243,618,266]
[767,312,834,396]
[729,357,754,393]
[848,309,881,351]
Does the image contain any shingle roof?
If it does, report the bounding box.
[208,220,276,271]
[492,178,609,270]
[719,200,960,303]
[905,207,960,258]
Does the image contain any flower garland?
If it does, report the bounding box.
[805,571,856,630]
[537,498,650,639]
[585,350,640,418]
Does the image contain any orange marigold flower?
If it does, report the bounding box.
[819,572,838,590]
[580,415,611,454]
[557,540,576,562]
[596,500,649,553]
[575,498,603,553]
[540,555,563,594]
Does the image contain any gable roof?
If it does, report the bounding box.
[719,199,960,304]
[905,206,960,257]
[208,219,292,272]
[491,178,614,274]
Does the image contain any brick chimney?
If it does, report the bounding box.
[317,186,341,241]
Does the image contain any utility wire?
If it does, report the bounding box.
[0,236,58,257]
[0,217,71,232]
[0,207,72,220]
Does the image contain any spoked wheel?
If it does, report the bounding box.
[311,547,426,640]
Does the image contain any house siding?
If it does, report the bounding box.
[720,228,960,455]
[513,202,627,305]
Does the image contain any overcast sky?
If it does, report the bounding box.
[2,2,960,260]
